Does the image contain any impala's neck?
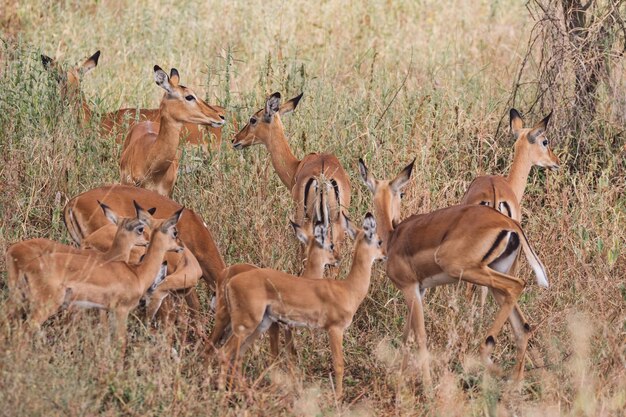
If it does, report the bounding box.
[301,252,326,279]
[102,230,134,263]
[263,117,300,189]
[78,94,93,125]
[151,108,183,167]
[343,240,375,309]
[506,142,533,203]
[375,207,394,252]
[137,234,170,294]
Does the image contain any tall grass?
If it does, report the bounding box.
[0,0,624,415]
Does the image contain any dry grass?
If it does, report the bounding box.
[0,0,624,415]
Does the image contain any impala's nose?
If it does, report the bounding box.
[219,114,225,120]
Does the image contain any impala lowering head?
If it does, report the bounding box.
[41,50,100,98]
[232,92,303,149]
[358,157,415,230]
[291,219,339,267]
[153,65,225,128]
[510,108,560,170]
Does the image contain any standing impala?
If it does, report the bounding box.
[232,92,351,254]
[358,158,549,386]
[209,220,339,358]
[41,51,225,149]
[462,109,559,306]
[120,66,225,196]
[18,204,182,348]
[222,213,385,398]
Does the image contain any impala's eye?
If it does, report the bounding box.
[400,192,405,199]
[172,228,179,238]
[136,227,144,234]
[185,95,195,101]
[542,139,548,147]
[249,117,257,125]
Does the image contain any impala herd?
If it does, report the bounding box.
[4,50,560,398]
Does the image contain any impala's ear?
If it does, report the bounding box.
[363,212,377,241]
[358,158,376,193]
[264,92,281,121]
[342,212,358,240]
[41,54,54,70]
[169,68,180,87]
[313,222,327,246]
[98,200,119,225]
[291,220,309,245]
[81,50,100,74]
[162,208,184,231]
[390,157,416,192]
[133,200,152,223]
[154,65,176,96]
[147,207,157,215]
[279,92,303,116]
[528,111,552,144]
[510,108,524,138]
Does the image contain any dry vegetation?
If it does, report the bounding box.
[0,0,624,415]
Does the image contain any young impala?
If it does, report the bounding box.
[232,92,352,255]
[6,201,152,312]
[21,206,184,348]
[41,51,225,149]
[208,220,339,358]
[120,66,225,196]
[358,158,549,386]
[462,109,559,306]
[222,213,385,398]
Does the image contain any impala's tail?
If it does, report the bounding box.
[513,222,549,288]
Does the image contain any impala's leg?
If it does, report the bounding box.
[400,283,431,387]
[490,290,530,381]
[111,307,131,353]
[284,327,297,359]
[268,323,280,360]
[208,303,231,352]
[184,288,203,335]
[328,326,345,398]
[28,283,65,332]
[145,290,168,325]
[459,267,524,373]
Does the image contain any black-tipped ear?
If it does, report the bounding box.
[528,111,552,144]
[169,68,180,87]
[363,212,377,240]
[161,208,184,232]
[510,108,524,137]
[390,157,416,192]
[358,158,376,193]
[147,207,157,215]
[154,65,174,95]
[342,212,358,240]
[89,50,100,66]
[290,220,309,245]
[313,221,327,246]
[41,54,53,69]
[264,92,282,120]
[279,92,303,116]
[99,200,119,225]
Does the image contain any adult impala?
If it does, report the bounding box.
[120,65,225,196]
[359,158,549,386]
[222,213,385,398]
[462,109,559,306]
[19,203,181,348]
[41,51,225,149]
[209,220,339,358]
[232,92,351,253]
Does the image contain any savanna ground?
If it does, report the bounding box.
[0,0,624,415]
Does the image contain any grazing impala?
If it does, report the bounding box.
[222,213,385,398]
[232,92,351,254]
[462,109,559,306]
[63,185,226,300]
[6,201,152,311]
[358,158,549,386]
[19,203,182,348]
[120,65,225,196]
[41,51,225,149]
[209,220,339,358]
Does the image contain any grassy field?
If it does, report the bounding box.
[0,0,625,415]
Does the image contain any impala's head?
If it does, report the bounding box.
[41,50,100,99]
[358,157,415,233]
[232,92,303,149]
[292,220,339,269]
[344,212,386,262]
[153,207,185,253]
[98,199,153,247]
[510,109,560,170]
[153,65,225,128]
